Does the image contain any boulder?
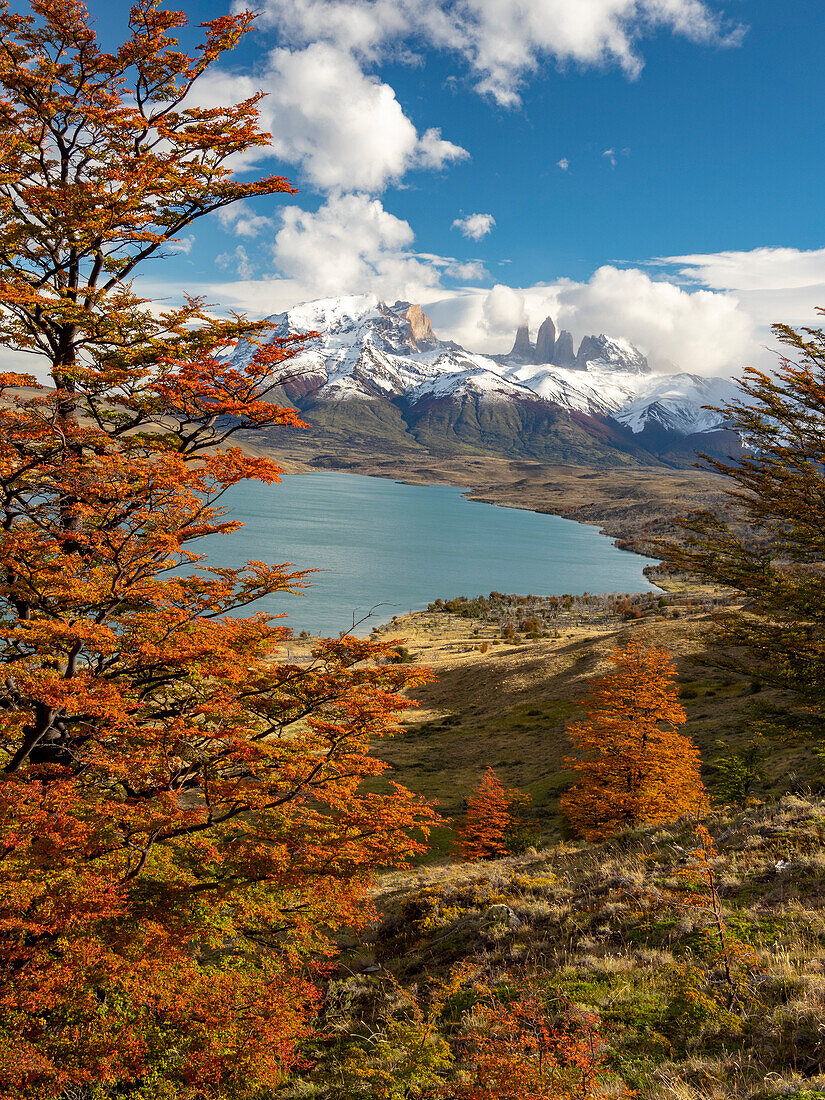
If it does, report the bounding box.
[482,904,522,929]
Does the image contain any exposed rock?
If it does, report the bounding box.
[576,333,649,374]
[508,323,533,360]
[575,335,603,369]
[482,904,521,929]
[404,303,436,349]
[552,330,576,368]
[534,316,556,364]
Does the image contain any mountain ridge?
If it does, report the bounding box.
[233,295,741,467]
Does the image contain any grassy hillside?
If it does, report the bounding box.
[274,537,824,1099]
[345,794,825,1099]
[369,608,817,857]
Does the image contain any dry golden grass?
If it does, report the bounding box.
[339,794,825,1100]
[364,610,813,852]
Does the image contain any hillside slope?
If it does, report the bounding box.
[370,609,817,850]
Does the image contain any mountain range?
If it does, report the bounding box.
[232,295,742,467]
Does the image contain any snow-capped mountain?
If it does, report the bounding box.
[234,295,740,466]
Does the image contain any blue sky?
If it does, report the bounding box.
[86,0,825,373]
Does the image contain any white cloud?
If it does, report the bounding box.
[194,44,467,193]
[658,245,825,293]
[240,0,745,107]
[217,245,256,280]
[416,253,489,280]
[452,212,496,240]
[217,202,273,239]
[416,127,470,170]
[168,235,194,255]
[444,259,488,281]
[553,265,754,374]
[480,284,528,338]
[271,193,447,302]
[653,246,825,347]
[557,157,569,171]
[603,146,629,168]
[424,265,757,374]
[261,45,419,191]
[141,196,492,318]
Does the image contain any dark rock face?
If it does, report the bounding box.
[552,330,576,368]
[534,317,556,364]
[509,323,532,359]
[575,334,602,369]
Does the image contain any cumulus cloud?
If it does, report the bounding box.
[239,0,745,106]
[480,284,528,338]
[425,265,757,375]
[194,44,467,193]
[271,193,448,302]
[557,157,569,171]
[416,127,470,170]
[652,246,825,346]
[452,212,496,240]
[553,265,754,374]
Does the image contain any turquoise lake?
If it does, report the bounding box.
[197,471,659,636]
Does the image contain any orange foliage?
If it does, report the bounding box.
[560,640,706,840]
[0,4,438,1097]
[456,767,530,861]
[455,972,632,1100]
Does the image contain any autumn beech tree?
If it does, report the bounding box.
[561,640,706,841]
[456,767,530,861]
[0,3,437,1097]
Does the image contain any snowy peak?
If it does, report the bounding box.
[611,374,738,436]
[575,334,649,374]
[235,294,735,448]
[265,295,441,357]
[496,316,650,374]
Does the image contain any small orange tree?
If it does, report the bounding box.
[456,767,530,861]
[561,640,706,840]
[0,3,438,1097]
[455,970,631,1100]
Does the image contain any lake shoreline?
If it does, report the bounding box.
[201,469,661,637]
[243,437,725,565]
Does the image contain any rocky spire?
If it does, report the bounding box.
[534,316,556,364]
[552,330,576,368]
[508,323,532,359]
[404,303,436,348]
